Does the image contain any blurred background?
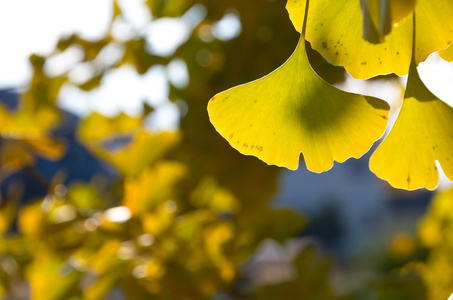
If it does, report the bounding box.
[0,0,453,299]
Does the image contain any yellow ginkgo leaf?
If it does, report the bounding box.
[439,42,453,62]
[208,1,389,172]
[370,63,453,190]
[286,0,453,79]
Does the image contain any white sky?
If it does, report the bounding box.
[0,0,112,88]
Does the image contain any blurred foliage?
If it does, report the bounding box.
[0,0,450,299]
[416,187,453,300]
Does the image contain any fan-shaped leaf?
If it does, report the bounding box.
[370,63,453,190]
[208,1,389,172]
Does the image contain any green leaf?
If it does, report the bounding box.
[208,1,389,172]
[287,0,453,79]
[370,62,453,190]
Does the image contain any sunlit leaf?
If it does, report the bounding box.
[123,162,187,214]
[79,114,181,176]
[439,42,453,62]
[0,98,65,169]
[18,202,44,240]
[370,63,453,190]
[208,3,389,172]
[287,0,453,79]
[79,112,143,142]
[27,250,81,300]
[87,130,181,177]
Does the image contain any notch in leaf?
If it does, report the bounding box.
[208,0,389,172]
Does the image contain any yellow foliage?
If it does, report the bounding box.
[82,127,181,177]
[416,188,453,300]
[439,42,453,62]
[123,162,187,214]
[208,3,389,171]
[26,249,81,300]
[18,202,44,240]
[78,112,143,142]
[287,0,453,79]
[370,62,453,190]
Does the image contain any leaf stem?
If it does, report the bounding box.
[302,0,310,36]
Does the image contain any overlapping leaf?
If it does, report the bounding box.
[370,62,453,190]
[439,42,453,62]
[360,0,415,44]
[287,0,453,79]
[208,1,389,172]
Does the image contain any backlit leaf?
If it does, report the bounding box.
[287,0,453,79]
[27,250,81,300]
[79,113,181,177]
[370,62,453,190]
[122,162,187,214]
[439,42,453,62]
[208,2,389,172]
[86,130,181,177]
[79,112,143,142]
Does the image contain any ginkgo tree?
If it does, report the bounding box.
[208,0,453,191]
